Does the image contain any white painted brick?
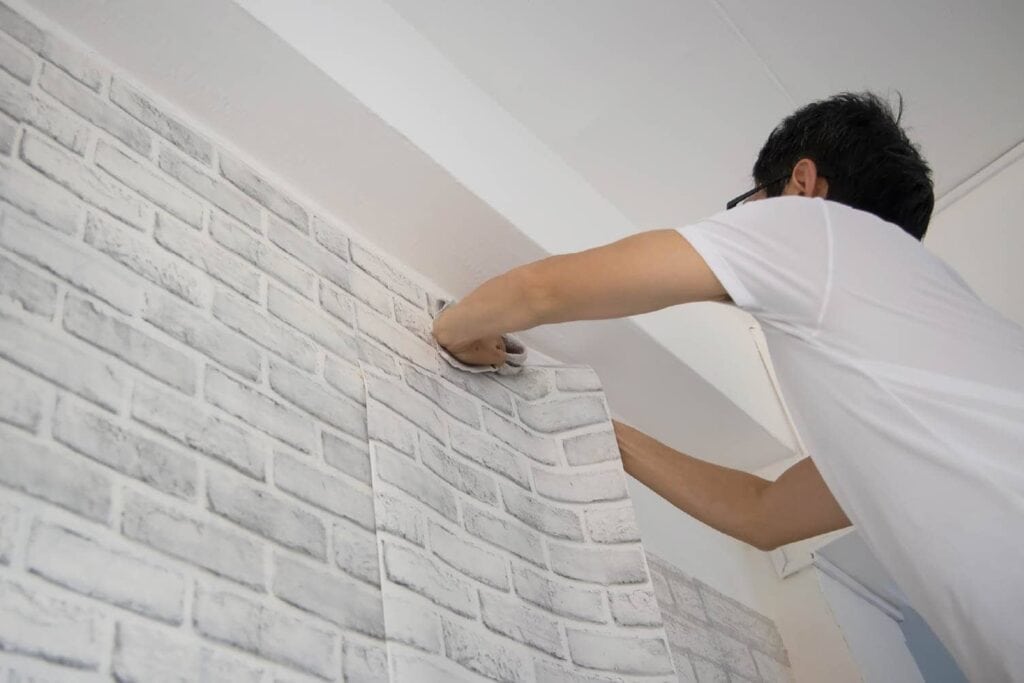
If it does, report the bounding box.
[565,629,674,676]
[311,215,349,260]
[212,290,316,371]
[584,505,641,544]
[673,652,700,683]
[206,367,316,452]
[154,213,260,301]
[344,639,388,683]
[376,445,457,522]
[268,284,359,363]
[63,295,196,393]
[268,215,348,288]
[752,649,794,683]
[269,361,366,441]
[442,616,530,682]
[383,595,441,653]
[390,652,467,683]
[0,9,103,91]
[479,591,564,658]
[25,521,185,622]
[113,621,265,683]
[662,612,719,663]
[516,395,608,434]
[534,661,623,683]
[548,542,646,585]
[0,106,15,152]
[193,584,336,679]
[366,401,416,456]
[394,296,432,344]
[357,336,399,375]
[323,431,371,484]
[534,467,627,504]
[376,488,425,546]
[563,429,620,466]
[511,564,605,623]
[121,489,263,589]
[319,281,355,326]
[21,131,153,230]
[0,424,111,521]
[207,468,325,559]
[210,213,316,297]
[38,65,150,155]
[344,266,394,317]
[158,146,260,228]
[0,311,126,410]
[647,555,707,623]
[365,371,446,443]
[404,363,480,428]
[53,396,197,500]
[648,565,676,612]
[0,206,142,314]
[482,409,558,466]
[350,242,424,308]
[711,629,757,680]
[690,657,728,683]
[0,361,47,432]
[449,421,530,489]
[324,355,365,405]
[609,588,663,627]
[5,662,109,683]
[420,435,498,506]
[273,553,384,638]
[0,577,102,669]
[698,584,785,663]
[333,518,380,586]
[0,33,34,84]
[500,483,583,541]
[0,157,81,232]
[109,78,214,165]
[0,69,89,154]
[220,152,307,231]
[491,367,552,401]
[132,381,267,480]
[95,139,203,227]
[0,498,22,564]
[0,252,56,318]
[555,367,602,392]
[463,504,545,567]
[84,211,211,307]
[275,450,374,530]
[429,521,508,590]
[357,306,438,372]
[382,541,477,618]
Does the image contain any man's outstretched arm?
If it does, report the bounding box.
[614,420,851,550]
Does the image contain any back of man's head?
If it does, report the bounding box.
[753,92,934,240]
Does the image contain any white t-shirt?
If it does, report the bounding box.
[678,197,1024,682]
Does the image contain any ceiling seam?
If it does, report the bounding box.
[933,136,1024,215]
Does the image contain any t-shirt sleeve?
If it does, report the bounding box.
[677,197,833,329]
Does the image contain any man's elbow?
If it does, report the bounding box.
[515,261,561,325]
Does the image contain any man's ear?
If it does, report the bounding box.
[790,158,830,199]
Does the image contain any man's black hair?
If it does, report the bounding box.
[753,92,934,240]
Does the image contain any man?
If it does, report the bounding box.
[432,92,1024,681]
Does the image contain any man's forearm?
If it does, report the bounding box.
[432,265,546,349]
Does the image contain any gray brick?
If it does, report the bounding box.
[0,68,89,154]
[63,295,196,393]
[429,521,508,590]
[84,211,211,306]
[333,518,380,586]
[344,266,394,317]
[563,429,620,467]
[375,444,457,522]
[206,366,317,451]
[534,467,627,503]
[269,284,359,362]
[1,205,142,313]
[691,657,728,683]
[156,214,263,301]
[516,395,608,434]
[319,281,354,325]
[698,584,784,661]
[512,564,605,623]
[0,252,56,317]
[96,139,203,227]
[449,421,530,489]
[311,215,349,260]
[383,541,476,618]
[132,381,267,480]
[548,542,646,585]
[565,629,674,675]
[0,424,111,521]
[366,401,416,456]
[275,450,373,529]
[26,521,185,622]
[420,435,498,506]
[673,653,700,683]
[323,431,370,484]
[534,661,623,683]
[648,564,676,612]
[357,336,399,375]
[0,7,103,90]
[663,612,719,662]
[463,504,544,567]
[651,560,707,623]
[109,78,214,165]
[21,131,152,229]
[344,639,388,683]
[113,621,264,683]
[365,371,445,443]
[375,489,424,546]
[213,289,315,371]
[268,215,348,288]
[0,498,21,564]
[53,397,197,500]
[0,312,126,410]
[121,489,263,589]
[404,363,480,427]
[394,297,432,343]
[0,32,33,84]
[273,553,383,637]
[39,64,150,155]
[584,505,640,543]
[351,242,424,307]
[491,367,552,400]
[482,409,558,465]
[142,290,260,380]
[712,629,758,680]
[207,468,325,559]
[391,652,464,683]
[220,152,307,230]
[609,588,662,626]
[0,577,101,669]
[0,157,80,232]
[324,355,365,405]
[0,360,46,431]
[501,482,583,541]
[158,146,260,228]
[210,213,316,297]
[269,361,367,441]
[442,616,529,682]
[753,650,794,683]
[555,367,602,392]
[357,305,438,372]
[193,584,335,679]
[383,595,441,653]
[0,107,14,152]
[480,591,564,658]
